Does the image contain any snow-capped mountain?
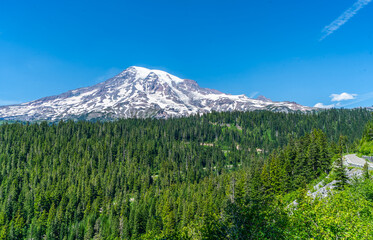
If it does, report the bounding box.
[0,66,314,121]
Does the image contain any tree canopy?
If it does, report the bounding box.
[0,109,372,239]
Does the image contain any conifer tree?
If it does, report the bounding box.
[363,162,370,180]
[335,136,348,189]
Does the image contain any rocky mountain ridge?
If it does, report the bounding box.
[0,66,314,121]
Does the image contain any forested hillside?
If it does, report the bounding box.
[359,117,373,155]
[0,109,371,239]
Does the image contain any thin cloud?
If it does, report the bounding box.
[320,0,372,41]
[330,92,357,101]
[249,91,259,98]
[0,99,21,106]
[315,91,373,108]
[95,67,122,83]
[339,91,373,107]
[314,103,335,109]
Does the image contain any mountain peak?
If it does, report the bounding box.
[123,66,184,84]
[0,66,314,121]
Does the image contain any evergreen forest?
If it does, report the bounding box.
[0,109,373,239]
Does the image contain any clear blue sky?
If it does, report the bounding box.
[1,0,373,108]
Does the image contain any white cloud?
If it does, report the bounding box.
[330,92,357,102]
[320,0,372,40]
[314,103,335,109]
[339,91,373,107]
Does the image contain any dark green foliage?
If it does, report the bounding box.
[335,136,348,190]
[360,114,373,180]
[359,113,373,155]
[363,162,370,180]
[261,129,331,195]
[0,109,370,239]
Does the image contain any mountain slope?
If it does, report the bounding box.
[0,66,314,121]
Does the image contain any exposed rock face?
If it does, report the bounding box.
[0,66,314,121]
[308,168,364,199]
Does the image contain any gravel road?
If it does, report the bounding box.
[344,154,373,169]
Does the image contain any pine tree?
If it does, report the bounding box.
[335,136,348,190]
[363,162,370,180]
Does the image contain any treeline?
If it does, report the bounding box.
[0,109,371,239]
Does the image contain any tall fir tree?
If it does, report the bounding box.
[335,136,348,190]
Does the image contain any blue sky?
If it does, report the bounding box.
[0,0,373,107]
